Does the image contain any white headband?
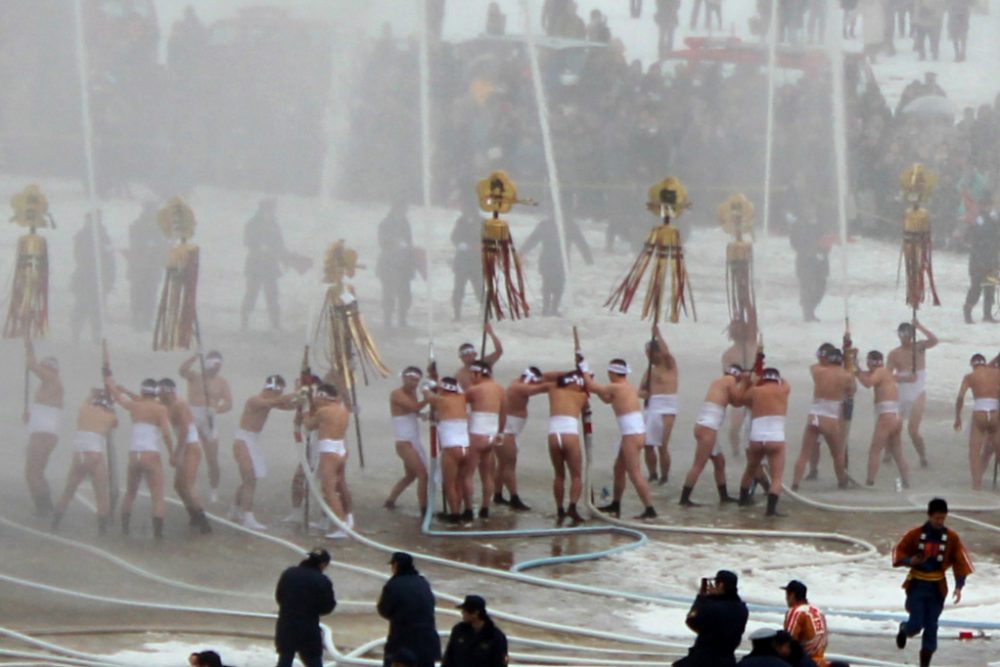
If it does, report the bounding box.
[607,361,631,375]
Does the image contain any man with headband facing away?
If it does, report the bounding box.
[585,357,657,519]
[953,353,1000,490]
[496,366,550,511]
[546,370,590,524]
[23,335,64,516]
[638,324,678,485]
[679,365,743,507]
[231,375,298,530]
[386,366,430,515]
[304,383,353,539]
[734,366,790,517]
[105,376,174,538]
[158,378,211,534]
[464,360,506,519]
[856,350,909,489]
[179,350,233,502]
[422,376,469,522]
[455,323,503,390]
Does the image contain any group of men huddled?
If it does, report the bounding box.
[18,308,1000,538]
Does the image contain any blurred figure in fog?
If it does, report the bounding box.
[912,0,945,61]
[963,191,999,324]
[587,9,612,42]
[241,199,294,332]
[485,2,506,36]
[947,0,971,62]
[71,212,116,344]
[377,200,417,328]
[125,202,167,331]
[655,0,681,57]
[788,206,829,322]
[167,6,208,73]
[450,198,483,321]
[519,207,593,316]
[805,0,826,43]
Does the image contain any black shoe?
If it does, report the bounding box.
[556,506,566,526]
[596,501,620,517]
[445,513,461,524]
[718,485,738,504]
[805,469,818,480]
[509,495,531,511]
[647,472,659,482]
[765,493,786,517]
[478,507,490,519]
[634,506,657,520]
[679,486,701,507]
[195,511,212,535]
[738,488,754,506]
[896,622,907,649]
[656,476,669,486]
[493,493,510,506]
[460,509,474,522]
[566,503,585,525]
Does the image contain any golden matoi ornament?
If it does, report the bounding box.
[4,185,54,338]
[153,197,200,350]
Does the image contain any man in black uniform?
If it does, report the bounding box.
[377,201,417,328]
[274,548,336,667]
[788,207,830,323]
[450,198,483,321]
[377,552,440,667]
[241,199,287,332]
[125,202,166,331]
[519,207,593,316]
[71,212,116,344]
[442,595,509,667]
[963,191,999,324]
[673,570,749,667]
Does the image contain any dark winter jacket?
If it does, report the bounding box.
[274,565,336,654]
[672,592,749,667]
[377,569,441,666]
[442,617,509,667]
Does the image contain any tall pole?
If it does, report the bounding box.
[827,0,851,322]
[761,0,780,243]
[419,0,433,207]
[72,0,105,337]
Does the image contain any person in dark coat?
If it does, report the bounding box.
[241,199,287,332]
[519,208,593,316]
[275,548,336,667]
[450,198,483,321]
[738,628,806,667]
[442,595,508,667]
[673,570,749,667]
[788,206,830,322]
[377,552,441,667]
[71,212,116,344]
[124,202,167,331]
[377,201,417,328]
[963,191,999,324]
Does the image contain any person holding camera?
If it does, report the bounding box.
[673,570,749,667]
[378,552,441,667]
[274,548,336,667]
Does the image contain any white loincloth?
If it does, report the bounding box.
[644,395,678,446]
[973,397,1000,413]
[28,403,62,436]
[808,399,842,425]
[468,411,500,437]
[749,416,786,443]
[190,406,218,440]
[130,423,161,454]
[897,370,926,417]
[438,419,469,449]
[317,439,347,456]
[73,431,105,454]
[503,415,527,437]
[235,428,266,479]
[392,414,421,444]
[617,411,645,437]
[695,402,727,432]
[876,401,900,416]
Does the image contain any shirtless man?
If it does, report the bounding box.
[639,325,678,484]
[51,389,117,534]
[304,384,353,539]
[792,346,854,490]
[954,354,1000,490]
[158,378,211,534]
[179,351,233,502]
[855,351,909,488]
[585,358,657,519]
[422,377,468,522]
[722,321,757,457]
[385,366,429,514]
[495,366,549,511]
[735,367,790,517]
[887,320,938,467]
[106,377,174,538]
[455,323,503,390]
[464,360,506,519]
[546,371,590,524]
[231,375,297,530]
[679,365,743,507]
[24,336,64,516]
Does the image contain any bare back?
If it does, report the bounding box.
[315,402,350,441]
[704,375,738,407]
[968,367,1000,400]
[429,392,467,421]
[744,382,790,418]
[76,402,117,436]
[548,385,589,417]
[811,364,853,401]
[390,388,423,417]
[467,379,505,413]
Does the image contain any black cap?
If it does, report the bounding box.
[457,594,487,614]
[715,570,738,590]
[781,580,807,600]
[389,551,413,567]
[928,497,948,515]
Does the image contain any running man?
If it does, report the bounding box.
[158,378,211,534]
[735,367,790,517]
[304,383,353,539]
[679,365,743,507]
[546,371,590,525]
[231,375,297,530]
[495,366,549,511]
[585,358,657,520]
[51,389,117,534]
[455,323,503,390]
[179,351,233,502]
[106,377,174,538]
[464,360,505,519]
[722,320,757,457]
[856,350,909,488]
[887,320,938,467]
[892,498,973,667]
[24,335,64,516]
[638,325,678,484]
[792,345,854,490]
[385,366,429,515]
[422,377,468,522]
[953,354,1000,490]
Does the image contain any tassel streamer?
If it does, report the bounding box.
[3,233,49,338]
[605,224,693,323]
[153,243,199,350]
[902,208,940,308]
[482,217,529,321]
[318,286,389,396]
[726,240,756,329]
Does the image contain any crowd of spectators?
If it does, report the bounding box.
[339,1,998,255]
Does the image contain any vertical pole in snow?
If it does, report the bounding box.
[522,0,573,314]
[761,0,780,243]
[73,0,105,337]
[419,0,433,207]
[827,1,851,321]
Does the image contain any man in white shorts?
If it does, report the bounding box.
[887,320,937,467]
[495,366,549,511]
[386,366,430,514]
[422,377,469,523]
[679,365,743,506]
[639,325,678,484]
[24,336,63,516]
[953,354,1000,490]
[735,367,791,517]
[305,383,353,539]
[179,351,233,502]
[464,360,505,519]
[856,351,909,488]
[546,371,590,524]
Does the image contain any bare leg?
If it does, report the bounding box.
[386,442,419,506]
[201,435,221,492]
[441,449,463,514]
[729,408,745,457]
[710,453,727,486]
[319,454,346,520]
[644,446,658,479]
[969,417,986,490]
[612,450,627,502]
[477,442,497,511]
[740,444,765,491]
[683,426,717,489]
[820,419,847,487]
[907,393,929,466]
[54,458,88,517]
[121,457,142,518]
[622,437,653,507]
[462,439,484,511]
[233,441,257,512]
[765,443,786,495]
[659,415,675,481]
[25,434,58,512]
[146,454,166,519]
[89,456,111,520]
[498,436,519,498]
[792,424,819,489]
[564,439,583,505]
[888,421,909,486]
[547,437,566,508]
[866,418,888,484]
